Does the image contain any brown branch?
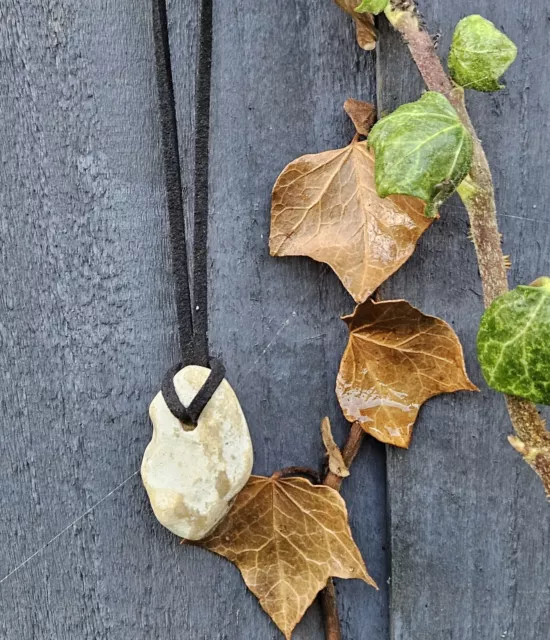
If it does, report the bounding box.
[320,579,342,640]
[384,0,550,492]
[321,422,366,640]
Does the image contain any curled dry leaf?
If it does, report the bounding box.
[321,417,350,478]
[344,98,377,136]
[198,475,376,639]
[270,140,431,303]
[336,299,478,448]
[334,0,377,50]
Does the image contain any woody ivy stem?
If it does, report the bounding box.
[383,1,550,483]
[320,2,550,638]
[321,422,365,640]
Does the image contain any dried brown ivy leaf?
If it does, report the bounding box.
[270,140,431,303]
[321,417,350,478]
[198,475,376,639]
[337,299,478,448]
[334,0,377,50]
[344,98,377,136]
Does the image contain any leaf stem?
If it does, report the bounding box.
[320,580,342,640]
[271,466,322,484]
[384,0,550,493]
[321,421,366,640]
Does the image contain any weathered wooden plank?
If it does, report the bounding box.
[377,1,550,638]
[204,2,387,638]
[0,1,199,638]
[167,0,388,637]
[3,1,547,639]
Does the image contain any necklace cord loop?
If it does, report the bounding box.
[161,358,226,428]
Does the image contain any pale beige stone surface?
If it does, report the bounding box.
[141,366,253,540]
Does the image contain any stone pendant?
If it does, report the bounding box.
[141,365,253,541]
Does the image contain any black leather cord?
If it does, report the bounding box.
[153,0,220,427]
[190,0,213,367]
[161,359,226,427]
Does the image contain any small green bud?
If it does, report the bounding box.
[355,0,388,15]
[449,15,518,92]
[477,281,550,405]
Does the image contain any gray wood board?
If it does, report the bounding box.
[203,0,387,638]
[377,1,550,638]
[2,0,549,639]
[0,1,193,638]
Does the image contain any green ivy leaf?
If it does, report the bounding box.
[477,278,550,405]
[449,15,517,92]
[368,92,473,217]
[355,0,388,14]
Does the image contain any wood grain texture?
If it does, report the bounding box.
[0,1,188,638]
[202,1,387,638]
[3,1,549,639]
[378,1,550,638]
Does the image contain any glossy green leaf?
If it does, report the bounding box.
[368,92,473,217]
[449,15,517,92]
[355,0,388,14]
[477,278,550,405]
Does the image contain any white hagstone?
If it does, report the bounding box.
[141,365,253,541]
